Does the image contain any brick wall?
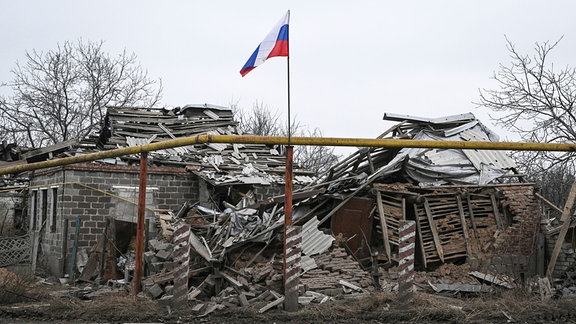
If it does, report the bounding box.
[29,163,198,276]
[487,185,541,277]
[545,234,576,278]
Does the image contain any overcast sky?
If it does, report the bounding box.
[2,1,576,154]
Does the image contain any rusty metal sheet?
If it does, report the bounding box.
[330,197,374,260]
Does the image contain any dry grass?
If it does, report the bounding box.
[2,281,576,323]
[0,268,39,305]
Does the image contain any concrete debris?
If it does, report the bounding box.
[428,282,493,293]
[469,271,515,289]
[18,111,575,317]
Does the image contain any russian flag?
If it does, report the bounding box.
[240,10,290,77]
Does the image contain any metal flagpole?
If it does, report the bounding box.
[283,23,299,311]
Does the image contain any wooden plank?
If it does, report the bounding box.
[258,296,285,313]
[469,271,514,289]
[338,279,363,292]
[535,193,563,214]
[490,193,504,230]
[414,205,428,268]
[455,195,472,258]
[547,181,576,278]
[221,272,244,289]
[376,192,391,261]
[466,194,480,246]
[560,182,576,222]
[401,197,406,220]
[423,198,444,262]
[22,139,78,160]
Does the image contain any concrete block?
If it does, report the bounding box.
[191,303,204,312]
[156,249,172,260]
[146,283,164,299]
[148,239,161,251]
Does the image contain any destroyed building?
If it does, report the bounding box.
[0,108,574,311]
[0,104,313,277]
[292,113,542,276]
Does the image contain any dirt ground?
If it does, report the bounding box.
[2,267,576,324]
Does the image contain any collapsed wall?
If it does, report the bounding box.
[486,185,542,278]
[371,183,542,278]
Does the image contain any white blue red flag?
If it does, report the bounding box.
[240,10,290,77]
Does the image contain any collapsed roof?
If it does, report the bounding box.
[90,104,315,186]
[314,112,519,189]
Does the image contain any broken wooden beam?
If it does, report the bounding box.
[338,279,363,292]
[469,271,514,289]
[221,271,244,290]
[375,192,392,260]
[258,296,285,313]
[546,181,576,279]
[423,198,445,262]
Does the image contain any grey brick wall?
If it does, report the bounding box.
[545,235,576,278]
[29,163,198,277]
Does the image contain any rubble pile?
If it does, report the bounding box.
[9,109,576,317]
[132,203,379,314]
[300,247,374,292]
[69,112,547,315]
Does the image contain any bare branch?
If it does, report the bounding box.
[1,39,162,148]
[477,36,576,175]
[233,101,341,174]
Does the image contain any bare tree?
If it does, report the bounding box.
[531,164,575,207]
[233,101,341,174]
[235,101,284,136]
[0,40,162,148]
[478,36,576,175]
[293,128,341,174]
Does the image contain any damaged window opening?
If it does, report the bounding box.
[50,187,58,233]
[30,190,37,231]
[40,188,48,231]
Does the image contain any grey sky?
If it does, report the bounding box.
[2,1,576,154]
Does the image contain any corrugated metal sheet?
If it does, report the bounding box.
[459,128,491,142]
[414,127,517,172]
[459,127,516,170]
[422,148,471,166]
[302,216,334,256]
[182,103,229,111]
[383,112,476,124]
[462,149,517,170]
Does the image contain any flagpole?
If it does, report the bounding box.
[239,9,296,311]
[287,56,291,145]
[283,18,298,311]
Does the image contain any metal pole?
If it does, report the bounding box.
[134,151,148,294]
[287,56,291,145]
[283,145,296,310]
[2,135,576,176]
